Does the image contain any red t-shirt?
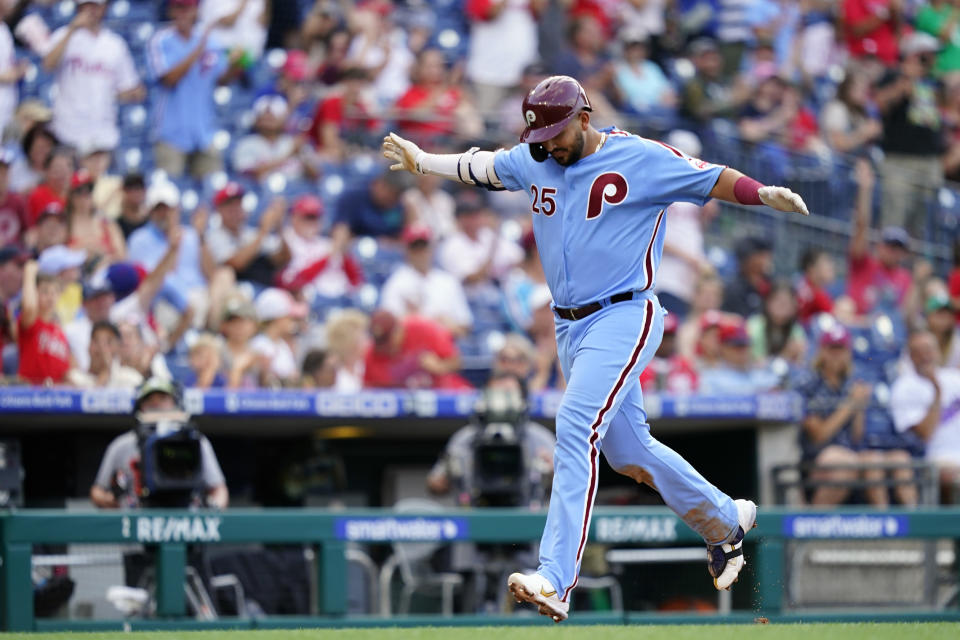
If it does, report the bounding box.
[17,315,70,384]
[847,251,911,315]
[364,316,470,389]
[639,355,699,395]
[394,86,462,141]
[26,184,65,227]
[796,275,833,324]
[843,0,899,66]
[0,192,26,246]
[308,93,379,148]
[947,268,960,323]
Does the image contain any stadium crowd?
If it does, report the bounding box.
[1,0,960,503]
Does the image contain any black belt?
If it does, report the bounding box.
[554,291,635,321]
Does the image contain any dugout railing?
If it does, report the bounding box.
[3,507,960,631]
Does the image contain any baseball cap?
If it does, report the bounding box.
[292,194,323,218]
[880,226,910,249]
[688,37,718,56]
[82,272,114,300]
[735,236,773,261]
[71,169,94,191]
[213,182,245,207]
[253,94,289,118]
[145,181,180,211]
[134,376,181,413]
[901,32,940,57]
[619,26,648,45]
[720,325,750,347]
[819,324,851,349]
[255,287,308,322]
[369,309,397,347]
[699,310,725,331]
[530,284,553,311]
[663,313,679,334]
[37,245,86,275]
[0,244,29,265]
[402,224,432,245]
[123,173,145,190]
[36,201,65,223]
[282,50,309,81]
[106,262,145,300]
[222,297,257,322]
[926,293,952,314]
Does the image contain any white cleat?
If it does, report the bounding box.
[707,499,757,591]
[507,572,569,623]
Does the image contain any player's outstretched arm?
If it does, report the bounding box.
[709,168,809,216]
[381,132,505,190]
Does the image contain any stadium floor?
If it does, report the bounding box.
[8,623,960,640]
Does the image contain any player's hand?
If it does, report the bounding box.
[382,132,422,174]
[758,186,809,216]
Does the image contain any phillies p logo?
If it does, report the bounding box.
[586,173,628,220]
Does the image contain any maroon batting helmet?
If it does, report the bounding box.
[519,75,592,143]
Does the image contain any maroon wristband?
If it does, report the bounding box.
[734,176,764,205]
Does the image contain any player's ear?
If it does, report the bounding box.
[578,110,590,130]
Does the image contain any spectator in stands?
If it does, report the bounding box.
[90,377,228,509]
[875,32,945,238]
[680,38,749,127]
[200,0,267,64]
[9,123,56,194]
[333,170,409,240]
[206,184,289,289]
[722,236,772,317]
[0,149,25,247]
[656,131,717,320]
[464,0,541,116]
[324,308,369,392]
[37,244,86,326]
[17,259,71,385]
[233,95,318,183]
[364,309,470,389]
[344,1,414,107]
[677,273,724,359]
[279,195,363,304]
[841,0,901,68]
[639,313,699,395]
[915,0,960,76]
[0,1,24,138]
[394,48,484,146]
[613,27,676,120]
[493,332,536,380]
[42,0,144,152]
[891,331,960,503]
[117,319,172,381]
[820,71,883,157]
[218,297,259,388]
[300,348,338,388]
[796,248,836,325]
[251,287,307,387]
[308,66,380,161]
[380,224,472,337]
[117,174,147,240]
[25,146,73,228]
[26,203,68,255]
[65,170,125,263]
[796,325,876,506]
[439,193,523,292]
[553,16,613,96]
[924,293,960,368]
[402,173,456,240]
[128,181,230,331]
[746,282,807,364]
[182,332,226,388]
[527,284,564,392]
[847,160,913,316]
[0,245,26,368]
[67,321,142,389]
[148,0,237,179]
[503,229,549,332]
[699,324,778,394]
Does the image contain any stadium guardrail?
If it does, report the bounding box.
[3,507,960,631]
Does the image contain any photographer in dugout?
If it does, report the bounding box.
[427,371,555,612]
[89,377,228,510]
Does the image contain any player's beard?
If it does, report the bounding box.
[552,131,585,166]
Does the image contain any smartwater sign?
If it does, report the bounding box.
[784,514,908,539]
[593,516,678,543]
[335,517,468,542]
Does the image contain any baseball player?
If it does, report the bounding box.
[382,75,808,622]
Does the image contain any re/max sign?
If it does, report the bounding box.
[122,516,222,542]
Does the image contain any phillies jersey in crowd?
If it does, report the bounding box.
[494,127,724,308]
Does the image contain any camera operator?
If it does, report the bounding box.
[427,371,554,508]
[89,377,228,509]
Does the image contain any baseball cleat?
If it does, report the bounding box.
[707,499,757,591]
[507,572,569,623]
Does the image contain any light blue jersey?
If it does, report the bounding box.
[492,126,739,603]
[494,127,724,307]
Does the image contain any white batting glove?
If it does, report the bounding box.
[382,132,424,174]
[758,186,810,216]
